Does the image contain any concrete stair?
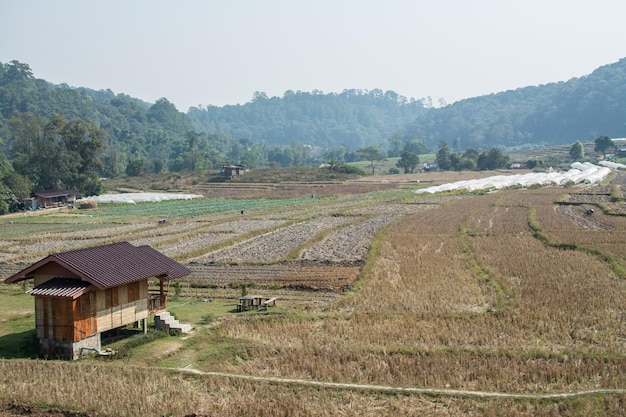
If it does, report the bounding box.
[154,311,193,334]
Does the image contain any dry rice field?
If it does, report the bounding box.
[1,171,626,416]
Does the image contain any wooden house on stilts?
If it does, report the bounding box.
[4,242,192,360]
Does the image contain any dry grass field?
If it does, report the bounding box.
[1,169,626,416]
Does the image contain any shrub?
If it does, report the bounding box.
[199,313,216,325]
[331,164,366,175]
[173,282,182,299]
[610,184,624,202]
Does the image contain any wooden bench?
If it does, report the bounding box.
[260,297,278,309]
[237,296,278,312]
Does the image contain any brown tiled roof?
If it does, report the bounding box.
[136,245,192,280]
[5,242,192,289]
[34,190,80,198]
[28,278,92,299]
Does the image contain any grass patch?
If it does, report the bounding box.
[0,329,38,358]
[167,299,241,323]
[106,329,168,360]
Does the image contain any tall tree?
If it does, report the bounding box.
[0,151,31,213]
[8,114,105,194]
[569,141,584,160]
[2,60,34,83]
[356,146,386,174]
[435,141,452,170]
[396,151,419,173]
[183,130,201,171]
[594,135,615,157]
[61,118,106,194]
[476,148,510,170]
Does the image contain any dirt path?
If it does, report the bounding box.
[3,369,625,417]
[175,367,626,400]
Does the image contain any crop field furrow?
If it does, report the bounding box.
[301,214,405,262]
[0,263,26,279]
[192,216,354,263]
[203,219,287,233]
[136,233,238,258]
[184,261,360,296]
[44,222,152,239]
[256,200,366,220]
[2,238,113,264]
[469,206,533,234]
[555,205,615,230]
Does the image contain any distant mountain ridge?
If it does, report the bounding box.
[1,57,625,162]
[186,57,626,151]
[405,57,626,150]
[186,89,426,150]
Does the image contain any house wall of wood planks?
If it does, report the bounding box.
[33,274,149,344]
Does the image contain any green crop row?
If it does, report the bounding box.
[90,197,317,218]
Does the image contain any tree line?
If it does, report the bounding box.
[187,89,427,150]
[0,61,426,179]
[2,57,626,213]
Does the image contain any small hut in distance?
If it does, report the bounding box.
[221,164,246,179]
[34,190,80,208]
[4,242,192,360]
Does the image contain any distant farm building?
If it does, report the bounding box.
[221,164,246,179]
[4,242,192,360]
[612,138,626,157]
[422,162,438,172]
[34,190,80,208]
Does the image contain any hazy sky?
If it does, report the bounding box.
[1,0,624,111]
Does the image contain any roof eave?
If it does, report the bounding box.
[4,256,107,290]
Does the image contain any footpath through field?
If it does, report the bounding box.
[174,367,626,400]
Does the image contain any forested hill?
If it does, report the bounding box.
[1,57,625,168]
[187,90,426,149]
[0,62,426,177]
[0,61,196,177]
[404,57,626,150]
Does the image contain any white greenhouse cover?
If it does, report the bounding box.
[599,160,626,170]
[414,162,613,195]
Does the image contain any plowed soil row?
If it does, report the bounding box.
[186,261,361,293]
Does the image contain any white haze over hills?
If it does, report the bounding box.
[415,162,620,195]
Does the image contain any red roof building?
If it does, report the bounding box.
[5,242,192,359]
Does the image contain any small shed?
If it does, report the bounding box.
[4,242,192,360]
[221,164,246,179]
[34,190,80,208]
